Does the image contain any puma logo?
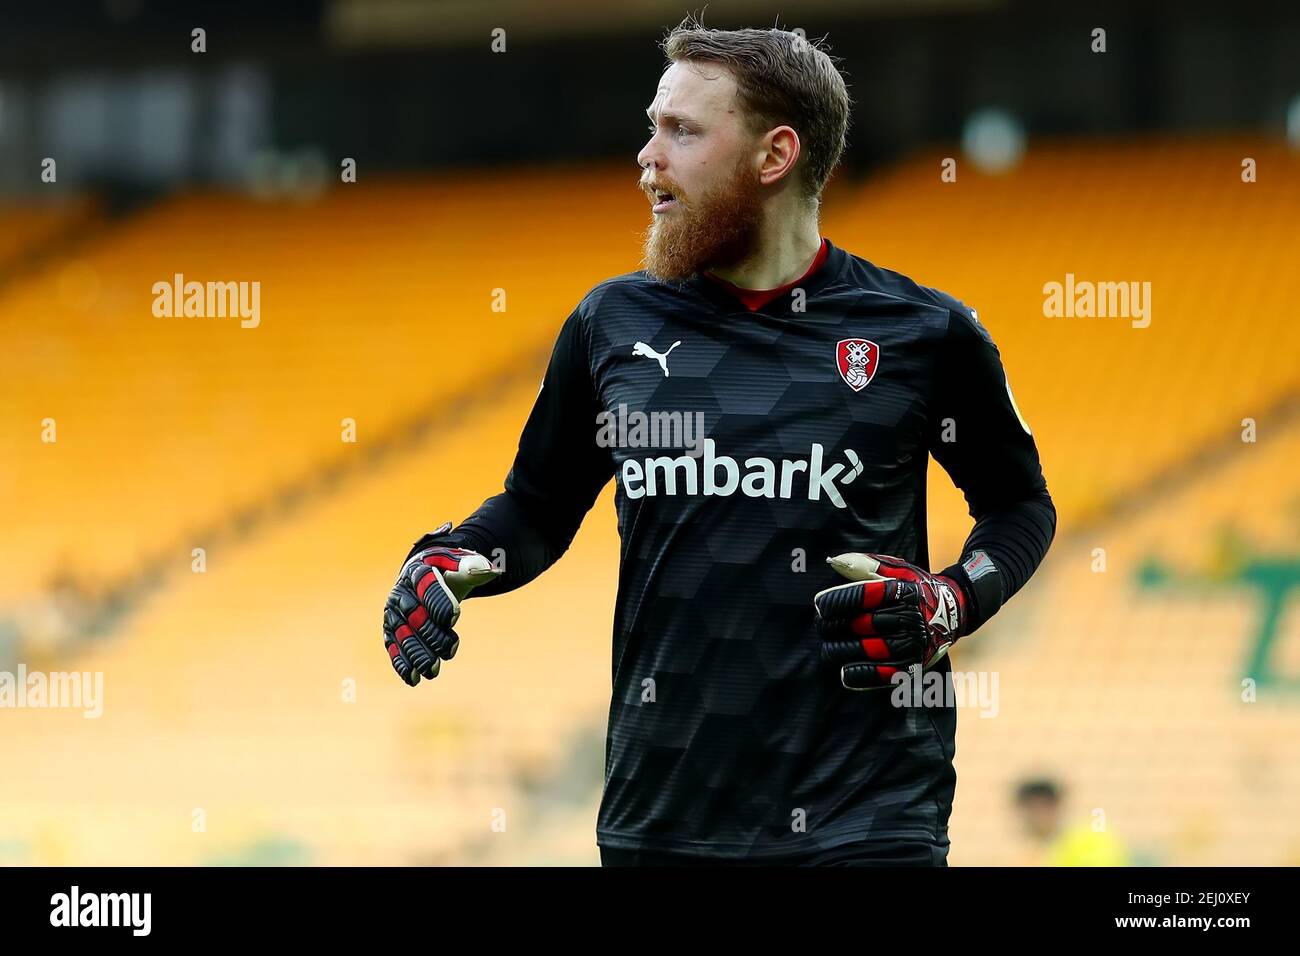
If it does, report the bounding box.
[633,340,681,376]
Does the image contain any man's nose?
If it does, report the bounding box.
[637,138,663,174]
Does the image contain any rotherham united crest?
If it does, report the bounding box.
[836,338,879,392]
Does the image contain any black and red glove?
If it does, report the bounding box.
[813,553,971,691]
[384,522,500,686]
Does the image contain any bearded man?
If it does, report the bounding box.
[384,18,1056,867]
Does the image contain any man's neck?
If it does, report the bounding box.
[706,215,823,291]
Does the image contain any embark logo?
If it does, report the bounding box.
[50,886,151,936]
[620,438,864,508]
[152,273,261,328]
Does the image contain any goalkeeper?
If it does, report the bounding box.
[383,19,1055,866]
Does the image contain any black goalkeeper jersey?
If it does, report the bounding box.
[418,238,1055,859]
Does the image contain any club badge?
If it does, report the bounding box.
[836,338,880,392]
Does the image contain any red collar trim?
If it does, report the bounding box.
[703,238,829,312]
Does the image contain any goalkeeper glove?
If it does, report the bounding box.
[384,522,500,686]
[813,553,971,691]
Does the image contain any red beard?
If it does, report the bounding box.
[641,158,763,282]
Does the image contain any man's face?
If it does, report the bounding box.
[637,61,764,281]
[1017,795,1061,842]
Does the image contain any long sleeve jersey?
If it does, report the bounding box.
[411,238,1056,858]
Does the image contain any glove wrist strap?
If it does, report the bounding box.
[939,549,1004,635]
[406,522,468,563]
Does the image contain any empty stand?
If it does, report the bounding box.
[0,141,1296,864]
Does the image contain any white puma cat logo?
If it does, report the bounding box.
[633,340,681,376]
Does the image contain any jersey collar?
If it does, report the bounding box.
[686,237,845,315]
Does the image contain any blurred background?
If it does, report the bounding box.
[1,0,1298,866]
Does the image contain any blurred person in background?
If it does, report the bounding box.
[1014,778,1130,867]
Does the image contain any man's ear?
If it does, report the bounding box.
[759,125,802,187]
